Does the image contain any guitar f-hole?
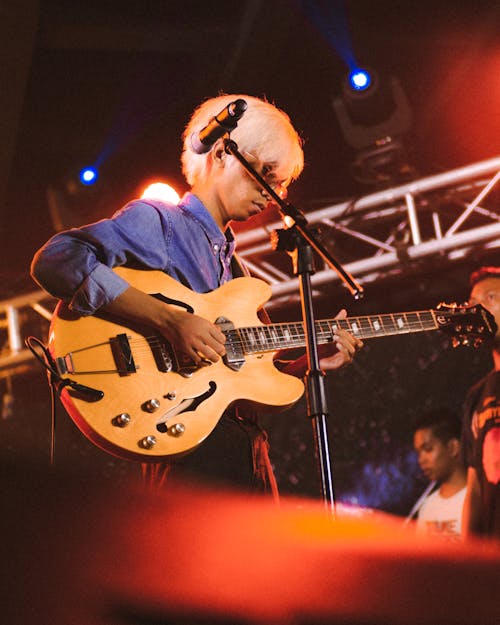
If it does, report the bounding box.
[156,381,217,433]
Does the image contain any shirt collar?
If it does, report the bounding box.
[179,192,235,247]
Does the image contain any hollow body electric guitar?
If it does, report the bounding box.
[49,267,496,461]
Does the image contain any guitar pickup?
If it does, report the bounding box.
[110,333,136,375]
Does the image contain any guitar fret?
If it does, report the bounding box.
[320,320,333,342]
[239,310,442,354]
[288,323,303,346]
[395,314,406,330]
[372,316,383,335]
[260,326,269,346]
[355,317,372,337]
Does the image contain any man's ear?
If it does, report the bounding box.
[448,438,461,459]
[212,140,227,166]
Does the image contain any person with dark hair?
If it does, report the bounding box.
[30,94,363,497]
[462,265,500,539]
[412,408,467,539]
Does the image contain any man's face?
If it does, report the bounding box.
[214,150,290,225]
[413,427,457,483]
[469,277,500,342]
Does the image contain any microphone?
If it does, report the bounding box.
[190,99,247,154]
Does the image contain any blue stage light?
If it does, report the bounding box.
[79,167,98,186]
[349,69,372,91]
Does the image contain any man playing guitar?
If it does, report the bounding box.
[31,94,362,496]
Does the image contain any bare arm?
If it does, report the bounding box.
[102,285,226,364]
[462,467,483,539]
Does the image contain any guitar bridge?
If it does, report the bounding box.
[110,333,136,375]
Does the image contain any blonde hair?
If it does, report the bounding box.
[181,94,304,186]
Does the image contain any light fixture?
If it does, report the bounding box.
[333,68,415,185]
[141,182,180,204]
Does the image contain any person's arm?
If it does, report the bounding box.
[31,201,170,315]
[32,201,226,363]
[102,285,226,364]
[462,466,483,539]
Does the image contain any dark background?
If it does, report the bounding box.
[1,0,498,514]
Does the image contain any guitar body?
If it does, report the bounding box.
[49,268,304,461]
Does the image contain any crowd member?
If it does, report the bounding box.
[31,93,363,497]
[412,408,467,539]
[462,265,500,539]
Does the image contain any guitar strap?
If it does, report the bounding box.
[230,252,247,279]
[230,253,272,325]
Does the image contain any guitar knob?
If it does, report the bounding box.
[142,398,161,413]
[169,423,185,437]
[139,435,157,449]
[112,413,131,427]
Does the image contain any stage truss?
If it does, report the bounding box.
[1,155,499,376]
[236,155,500,310]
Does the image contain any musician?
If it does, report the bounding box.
[412,408,466,539]
[461,266,500,539]
[31,94,363,496]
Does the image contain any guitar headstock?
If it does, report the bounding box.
[435,302,498,348]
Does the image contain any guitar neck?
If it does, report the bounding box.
[238,310,439,354]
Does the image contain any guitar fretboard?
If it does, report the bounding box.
[236,311,438,354]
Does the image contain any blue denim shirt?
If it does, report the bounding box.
[31,193,236,314]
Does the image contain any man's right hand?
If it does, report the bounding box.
[161,308,226,365]
[102,285,226,365]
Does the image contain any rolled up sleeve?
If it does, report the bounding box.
[31,200,171,315]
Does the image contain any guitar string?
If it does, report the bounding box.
[121,311,442,356]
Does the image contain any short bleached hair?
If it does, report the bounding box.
[181,93,304,186]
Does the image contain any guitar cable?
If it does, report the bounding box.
[25,336,104,466]
[25,336,60,466]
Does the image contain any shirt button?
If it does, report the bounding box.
[213,244,219,252]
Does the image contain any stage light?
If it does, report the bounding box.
[332,70,414,185]
[78,167,98,186]
[47,163,110,231]
[141,182,180,204]
[348,69,372,92]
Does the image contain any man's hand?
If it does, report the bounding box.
[273,308,363,377]
[320,308,363,371]
[161,309,226,364]
[102,285,226,365]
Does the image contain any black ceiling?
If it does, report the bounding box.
[2,0,499,297]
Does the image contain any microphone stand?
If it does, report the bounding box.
[224,139,364,513]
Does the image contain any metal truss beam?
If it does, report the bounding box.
[236,155,500,309]
[0,290,54,376]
